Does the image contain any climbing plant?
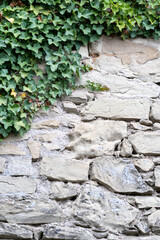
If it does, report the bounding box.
[0,0,160,139]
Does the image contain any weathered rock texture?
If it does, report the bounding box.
[0,36,160,239]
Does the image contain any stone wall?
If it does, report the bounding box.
[0,36,160,240]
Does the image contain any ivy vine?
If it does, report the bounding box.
[0,0,160,139]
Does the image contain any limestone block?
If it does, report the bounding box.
[5,200,65,225]
[0,157,5,173]
[89,37,102,56]
[151,101,160,122]
[32,119,60,129]
[7,159,33,176]
[65,89,93,104]
[0,223,33,239]
[0,176,36,195]
[102,36,159,65]
[154,166,160,188]
[148,210,160,230]
[43,142,60,151]
[139,118,152,126]
[82,70,160,98]
[28,140,41,159]
[153,123,160,130]
[67,120,127,158]
[90,159,152,194]
[135,196,160,209]
[43,225,94,240]
[0,144,25,156]
[72,183,138,230]
[50,182,79,200]
[120,139,133,157]
[131,122,152,131]
[40,157,89,182]
[129,131,160,155]
[134,159,154,172]
[78,45,89,60]
[62,101,78,114]
[81,96,150,120]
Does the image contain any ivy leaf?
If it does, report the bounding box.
[14,121,25,131]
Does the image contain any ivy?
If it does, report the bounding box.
[0,0,160,139]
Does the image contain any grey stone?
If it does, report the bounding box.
[134,159,154,172]
[43,142,61,151]
[40,157,89,182]
[129,131,160,155]
[91,159,152,194]
[43,225,95,240]
[78,45,89,60]
[154,166,160,188]
[139,118,153,126]
[0,157,5,173]
[7,159,33,176]
[130,122,152,131]
[0,144,25,156]
[151,101,160,122]
[72,182,138,230]
[62,101,78,114]
[65,90,93,105]
[32,119,60,129]
[135,196,160,209]
[148,210,160,231]
[28,140,41,159]
[153,123,160,130]
[120,139,133,157]
[82,71,160,98]
[0,176,36,195]
[81,96,150,120]
[50,182,79,200]
[67,120,127,158]
[102,36,159,65]
[89,37,102,56]
[0,223,33,239]
[5,200,65,225]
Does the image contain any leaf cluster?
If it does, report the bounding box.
[0,0,159,138]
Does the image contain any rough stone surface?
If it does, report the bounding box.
[0,144,25,155]
[72,182,138,230]
[129,131,160,155]
[0,37,160,239]
[0,223,33,239]
[0,157,5,173]
[28,140,41,159]
[134,159,154,172]
[0,176,36,195]
[135,196,160,209]
[154,166,160,188]
[7,159,33,176]
[82,96,150,120]
[40,157,89,182]
[43,225,94,240]
[151,101,160,122]
[91,159,152,194]
[50,182,79,200]
[67,120,127,158]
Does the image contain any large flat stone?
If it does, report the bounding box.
[0,200,65,225]
[82,70,160,98]
[67,120,127,158]
[43,225,94,240]
[40,157,89,182]
[0,223,33,239]
[0,176,36,195]
[90,159,152,194]
[102,36,159,65]
[135,196,160,209]
[32,119,60,129]
[81,96,150,121]
[7,159,33,176]
[0,144,25,155]
[72,183,138,230]
[129,131,160,155]
[148,210,160,232]
[0,157,5,173]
